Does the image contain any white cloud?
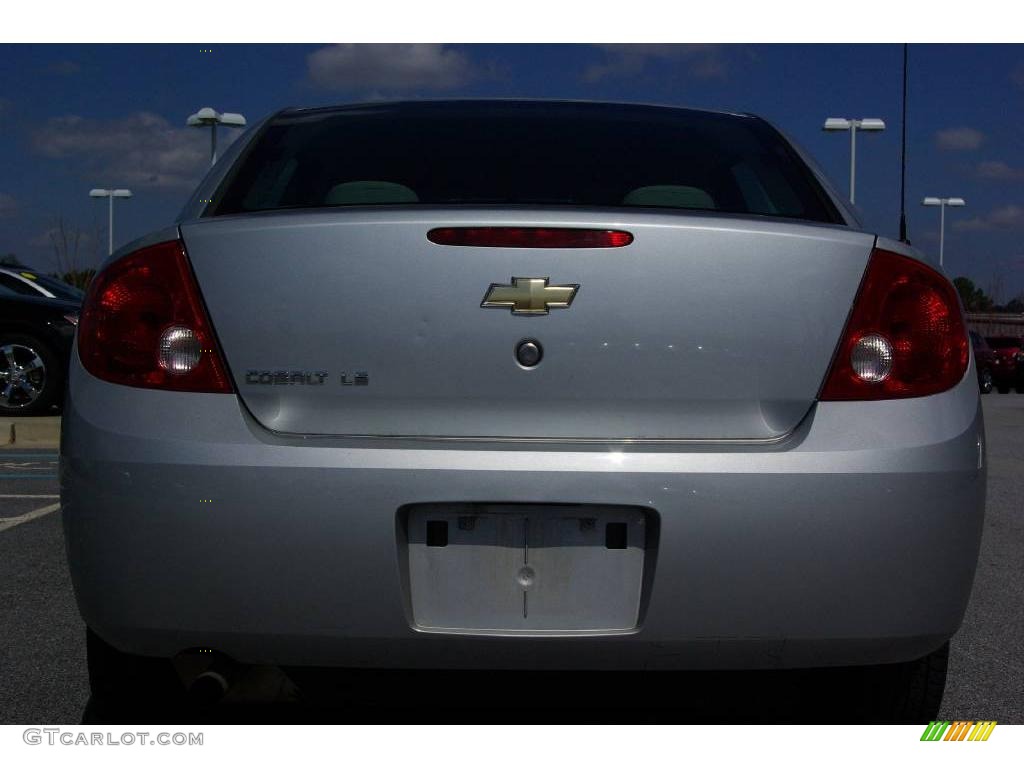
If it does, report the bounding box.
[935,127,985,151]
[583,44,728,83]
[954,205,1024,232]
[0,193,16,217]
[307,44,475,91]
[31,111,239,188]
[975,160,1024,181]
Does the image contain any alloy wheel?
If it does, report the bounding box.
[0,343,48,409]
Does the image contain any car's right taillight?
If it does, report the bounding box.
[78,239,234,393]
[819,247,969,400]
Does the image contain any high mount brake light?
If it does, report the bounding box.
[820,247,969,400]
[428,227,633,248]
[78,240,234,393]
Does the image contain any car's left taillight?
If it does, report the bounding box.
[78,239,234,393]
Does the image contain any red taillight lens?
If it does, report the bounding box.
[428,227,633,248]
[820,248,969,400]
[78,240,234,393]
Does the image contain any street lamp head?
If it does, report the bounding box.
[823,118,852,131]
[219,112,247,127]
[824,117,885,132]
[857,118,886,131]
[187,107,246,128]
[946,197,966,207]
[90,188,132,199]
[922,197,943,206]
[187,107,220,126]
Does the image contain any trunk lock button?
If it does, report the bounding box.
[516,339,543,368]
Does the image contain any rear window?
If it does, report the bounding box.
[31,273,84,301]
[0,273,40,297]
[0,271,83,301]
[211,102,842,224]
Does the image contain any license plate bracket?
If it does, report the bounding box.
[405,504,649,633]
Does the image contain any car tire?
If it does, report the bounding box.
[847,641,949,724]
[84,629,186,722]
[979,369,993,394]
[0,332,62,416]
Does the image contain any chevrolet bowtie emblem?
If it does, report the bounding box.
[481,277,579,316]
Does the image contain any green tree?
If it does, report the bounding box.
[953,276,994,312]
[0,253,25,267]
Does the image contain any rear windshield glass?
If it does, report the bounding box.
[212,102,843,224]
[0,271,83,301]
[32,274,85,301]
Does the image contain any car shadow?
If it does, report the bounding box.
[82,666,898,724]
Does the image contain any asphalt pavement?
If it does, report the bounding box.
[0,450,83,722]
[1,396,1021,723]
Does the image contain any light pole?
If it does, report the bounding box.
[89,188,133,256]
[186,107,247,166]
[922,197,966,267]
[823,117,886,205]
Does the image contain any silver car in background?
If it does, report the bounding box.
[62,100,985,721]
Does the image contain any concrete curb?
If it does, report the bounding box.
[0,416,61,448]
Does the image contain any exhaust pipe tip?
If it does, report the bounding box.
[185,652,238,706]
[188,669,231,705]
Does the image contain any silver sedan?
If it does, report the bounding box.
[62,100,985,721]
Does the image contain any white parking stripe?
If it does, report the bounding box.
[0,494,60,499]
[0,502,61,533]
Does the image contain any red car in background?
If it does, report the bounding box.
[985,335,1024,393]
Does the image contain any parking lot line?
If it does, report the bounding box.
[0,494,60,499]
[0,502,61,533]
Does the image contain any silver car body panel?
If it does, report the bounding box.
[61,351,985,670]
[179,209,874,442]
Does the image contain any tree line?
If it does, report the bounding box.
[1,215,100,289]
[954,276,1024,314]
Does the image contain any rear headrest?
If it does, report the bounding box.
[622,185,716,210]
[325,181,419,205]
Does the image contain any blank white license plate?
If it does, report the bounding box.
[406,505,647,633]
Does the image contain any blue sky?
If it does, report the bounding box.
[1,43,1022,298]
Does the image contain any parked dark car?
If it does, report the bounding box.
[0,288,79,415]
[969,331,995,394]
[0,266,86,302]
[985,335,1024,393]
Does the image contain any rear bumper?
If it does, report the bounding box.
[61,358,986,671]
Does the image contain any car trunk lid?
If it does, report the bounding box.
[180,208,874,441]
